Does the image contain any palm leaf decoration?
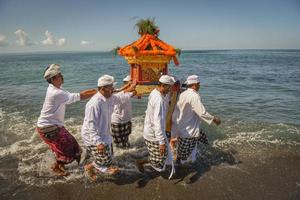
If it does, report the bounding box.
[111,46,120,56]
[175,48,182,56]
[135,18,159,36]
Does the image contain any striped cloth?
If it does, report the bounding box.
[177,130,209,161]
[111,121,132,148]
[144,139,168,170]
[87,144,113,168]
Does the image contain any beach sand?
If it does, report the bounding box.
[1,146,299,200]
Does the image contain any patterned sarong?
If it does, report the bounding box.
[144,139,168,171]
[37,126,81,164]
[87,144,113,169]
[111,121,131,148]
[177,130,209,161]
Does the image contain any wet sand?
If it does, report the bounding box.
[1,146,300,200]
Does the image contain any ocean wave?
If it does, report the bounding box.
[0,108,37,147]
[1,111,299,187]
[0,116,147,186]
[212,122,300,149]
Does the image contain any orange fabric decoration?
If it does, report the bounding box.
[118,34,179,65]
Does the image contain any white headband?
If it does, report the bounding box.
[159,75,176,85]
[44,64,61,79]
[97,74,117,87]
[186,75,200,85]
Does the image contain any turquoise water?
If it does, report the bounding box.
[0,50,299,187]
[1,50,299,143]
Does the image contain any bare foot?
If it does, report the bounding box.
[58,163,66,171]
[51,163,68,176]
[84,165,97,182]
[135,160,145,173]
[107,166,119,175]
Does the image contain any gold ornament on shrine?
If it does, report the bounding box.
[117,18,180,95]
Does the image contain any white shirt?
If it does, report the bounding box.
[143,89,169,144]
[37,84,80,127]
[81,91,131,146]
[171,88,214,138]
[111,92,133,123]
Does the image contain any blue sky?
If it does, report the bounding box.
[0,0,300,53]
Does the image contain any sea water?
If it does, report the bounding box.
[0,50,299,188]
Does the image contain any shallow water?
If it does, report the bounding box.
[0,50,299,195]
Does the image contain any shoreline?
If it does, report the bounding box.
[1,146,299,200]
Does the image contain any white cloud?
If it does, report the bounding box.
[81,40,90,46]
[42,30,55,45]
[42,30,66,46]
[0,34,9,47]
[14,29,34,46]
[57,38,66,46]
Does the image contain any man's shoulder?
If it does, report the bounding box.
[178,89,200,104]
[149,90,163,102]
[149,88,158,95]
[46,86,64,98]
[180,88,197,96]
[112,91,129,100]
[87,93,102,106]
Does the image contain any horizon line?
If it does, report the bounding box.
[1,48,300,55]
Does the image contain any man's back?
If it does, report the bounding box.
[143,89,168,142]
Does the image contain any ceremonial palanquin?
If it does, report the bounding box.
[117,18,180,95]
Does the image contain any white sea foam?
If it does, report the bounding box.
[0,115,147,186]
[1,109,299,187]
[213,129,300,149]
[0,108,36,148]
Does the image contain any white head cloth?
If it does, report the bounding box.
[159,75,176,85]
[97,74,117,87]
[44,64,61,79]
[186,75,200,85]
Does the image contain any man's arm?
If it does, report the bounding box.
[152,99,167,155]
[213,116,221,125]
[191,94,217,125]
[114,81,131,92]
[123,80,137,94]
[80,89,97,100]
[56,88,96,105]
[84,105,103,145]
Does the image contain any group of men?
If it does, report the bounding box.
[36,63,221,180]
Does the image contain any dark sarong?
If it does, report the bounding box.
[111,121,132,148]
[144,139,168,170]
[177,130,209,161]
[36,126,81,164]
[87,144,113,168]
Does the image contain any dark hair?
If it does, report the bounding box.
[46,78,52,84]
[187,82,200,88]
[43,65,50,76]
[46,74,60,84]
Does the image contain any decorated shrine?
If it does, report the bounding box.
[117,18,180,95]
